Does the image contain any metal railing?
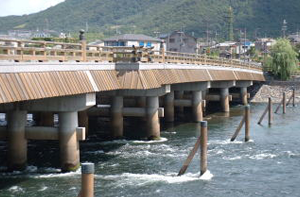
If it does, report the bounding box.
[0,39,262,71]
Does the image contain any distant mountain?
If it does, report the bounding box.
[0,0,300,39]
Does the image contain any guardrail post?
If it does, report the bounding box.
[79,29,87,62]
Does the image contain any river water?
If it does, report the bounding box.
[1,103,300,197]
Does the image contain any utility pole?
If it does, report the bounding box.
[244,28,247,62]
[282,19,287,38]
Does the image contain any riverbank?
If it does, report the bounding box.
[250,77,300,103]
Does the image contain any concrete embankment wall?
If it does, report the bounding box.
[250,80,300,103]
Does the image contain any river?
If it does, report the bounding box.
[0,103,300,197]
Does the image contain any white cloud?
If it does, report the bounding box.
[0,0,65,17]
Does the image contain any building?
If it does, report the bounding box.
[8,30,32,39]
[103,34,163,51]
[159,31,197,53]
[255,38,276,52]
[288,34,300,45]
[215,41,237,58]
[88,40,104,51]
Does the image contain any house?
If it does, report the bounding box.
[288,34,300,45]
[255,38,276,52]
[159,31,197,53]
[88,40,104,51]
[103,34,163,51]
[215,41,237,58]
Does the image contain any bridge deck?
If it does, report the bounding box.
[0,62,264,104]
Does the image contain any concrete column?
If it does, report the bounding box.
[59,111,80,172]
[78,110,89,136]
[192,91,203,122]
[7,110,27,171]
[175,91,184,113]
[202,90,208,115]
[220,88,230,113]
[39,112,54,126]
[240,87,248,105]
[146,96,160,140]
[110,96,123,138]
[164,91,174,122]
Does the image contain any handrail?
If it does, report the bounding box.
[0,38,262,71]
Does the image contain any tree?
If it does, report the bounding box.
[267,38,298,80]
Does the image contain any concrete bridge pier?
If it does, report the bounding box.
[236,81,253,105]
[0,93,96,172]
[59,111,80,172]
[146,96,160,139]
[7,110,27,171]
[110,96,123,138]
[220,88,230,113]
[164,91,174,122]
[211,81,236,113]
[172,82,210,122]
[103,85,170,140]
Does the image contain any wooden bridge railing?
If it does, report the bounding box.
[0,39,262,71]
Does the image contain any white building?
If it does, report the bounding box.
[103,34,163,51]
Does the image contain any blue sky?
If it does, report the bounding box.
[0,0,65,16]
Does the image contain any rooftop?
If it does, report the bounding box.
[103,34,162,42]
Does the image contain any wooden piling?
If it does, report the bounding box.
[283,92,286,114]
[177,137,200,176]
[293,88,296,107]
[200,121,208,176]
[257,105,268,125]
[231,116,245,141]
[78,163,94,197]
[274,97,283,114]
[268,97,272,126]
[245,105,250,142]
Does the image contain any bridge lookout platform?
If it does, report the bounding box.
[0,39,264,171]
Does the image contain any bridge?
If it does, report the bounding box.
[0,39,264,172]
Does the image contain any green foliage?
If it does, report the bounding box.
[0,0,300,39]
[267,39,299,80]
[294,43,300,60]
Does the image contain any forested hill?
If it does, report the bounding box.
[1,0,300,39]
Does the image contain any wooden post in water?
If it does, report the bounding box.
[245,105,250,142]
[275,97,283,114]
[231,116,245,141]
[177,133,201,176]
[200,121,208,176]
[268,97,272,126]
[283,92,286,114]
[293,88,296,107]
[78,163,94,197]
